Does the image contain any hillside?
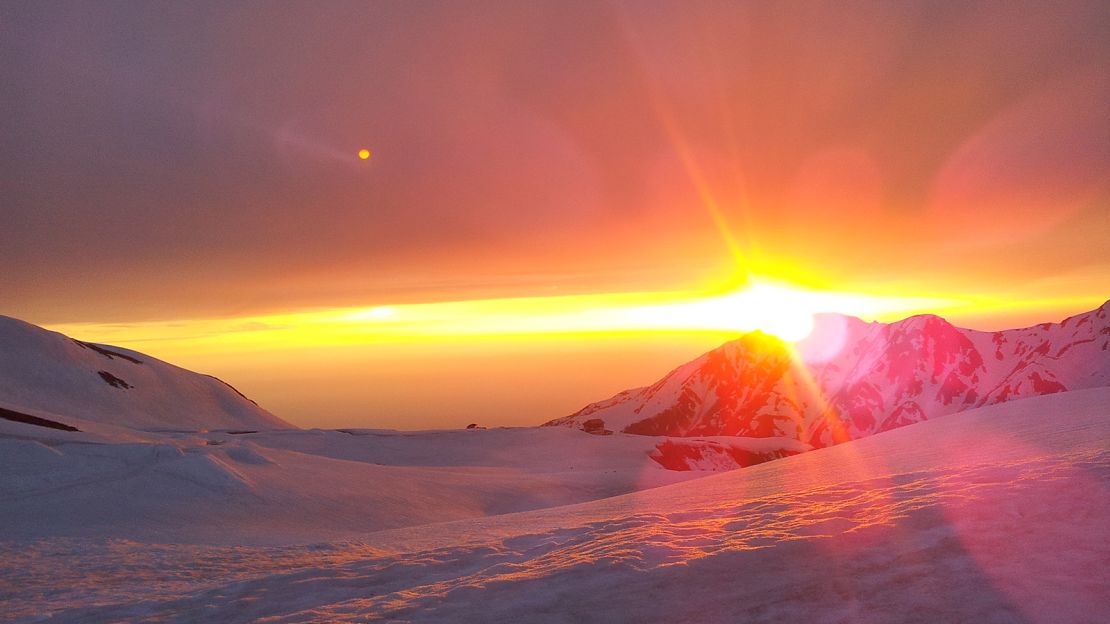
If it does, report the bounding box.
[0,315,291,432]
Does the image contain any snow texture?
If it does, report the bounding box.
[0,315,290,432]
[2,389,1108,623]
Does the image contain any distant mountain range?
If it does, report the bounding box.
[4,299,1107,473]
[0,315,291,433]
[546,301,1110,451]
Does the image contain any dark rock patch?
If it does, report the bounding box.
[650,439,797,471]
[581,418,613,436]
[74,340,143,364]
[0,406,80,432]
[97,370,133,389]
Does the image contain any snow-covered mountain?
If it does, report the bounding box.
[546,301,1110,447]
[0,315,291,432]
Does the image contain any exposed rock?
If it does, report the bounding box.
[97,370,132,390]
[581,418,613,436]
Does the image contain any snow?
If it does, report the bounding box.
[0,315,290,432]
[549,301,1110,446]
[0,423,702,545]
[2,388,1108,622]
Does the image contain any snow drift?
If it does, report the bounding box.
[3,387,1107,623]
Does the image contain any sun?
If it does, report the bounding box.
[367,306,393,319]
[620,281,818,342]
[357,148,371,160]
[697,283,817,342]
[648,280,816,339]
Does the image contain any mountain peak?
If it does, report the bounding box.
[546,301,1110,450]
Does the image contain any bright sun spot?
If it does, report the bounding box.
[627,282,818,342]
[367,306,393,319]
[342,306,395,322]
[357,148,371,160]
[701,284,817,341]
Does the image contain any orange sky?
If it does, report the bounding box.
[42,287,1107,429]
[2,2,1108,428]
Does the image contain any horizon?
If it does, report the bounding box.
[27,293,1109,430]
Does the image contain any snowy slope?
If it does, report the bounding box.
[3,388,1107,623]
[546,301,1110,447]
[0,315,290,432]
[0,422,702,544]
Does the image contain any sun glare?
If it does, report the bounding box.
[367,306,393,319]
[47,278,968,355]
[604,279,969,343]
[357,148,371,160]
[619,282,819,342]
[697,284,817,341]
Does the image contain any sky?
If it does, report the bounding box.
[2,1,1108,429]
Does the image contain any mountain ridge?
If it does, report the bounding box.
[0,314,292,432]
[546,300,1110,448]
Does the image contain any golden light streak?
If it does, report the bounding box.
[46,279,966,357]
[42,280,1102,434]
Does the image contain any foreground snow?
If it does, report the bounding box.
[3,388,1108,622]
[0,423,702,544]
